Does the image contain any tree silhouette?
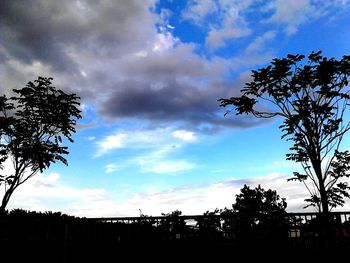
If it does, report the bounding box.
[219,51,350,216]
[222,184,287,242]
[0,77,81,214]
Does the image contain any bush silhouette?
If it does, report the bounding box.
[222,184,288,245]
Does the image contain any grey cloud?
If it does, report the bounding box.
[120,46,216,80]
[0,0,157,97]
[0,0,268,132]
[0,0,156,72]
[101,79,214,120]
[99,77,263,130]
[94,42,266,130]
[1,1,78,72]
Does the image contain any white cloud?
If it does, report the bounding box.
[153,32,179,53]
[95,128,175,157]
[183,0,254,50]
[95,133,126,157]
[104,151,198,175]
[3,0,350,218]
[128,173,350,215]
[267,0,317,35]
[6,171,121,217]
[133,145,197,174]
[133,50,148,58]
[206,26,251,49]
[109,173,312,216]
[144,160,197,174]
[172,130,197,142]
[96,128,198,174]
[264,0,349,36]
[5,169,350,218]
[105,164,118,174]
[95,128,193,154]
[182,0,219,24]
[205,2,252,49]
[245,30,277,54]
[80,70,87,77]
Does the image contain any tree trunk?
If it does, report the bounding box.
[312,158,329,214]
[0,198,9,215]
[0,187,14,215]
[0,204,6,215]
[317,171,331,243]
[319,181,329,215]
[312,158,331,241]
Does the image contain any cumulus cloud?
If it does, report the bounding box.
[172,130,197,142]
[265,0,349,35]
[1,0,349,134]
[206,26,251,49]
[182,0,219,24]
[98,72,261,131]
[123,173,350,215]
[9,0,331,135]
[0,0,266,132]
[266,0,320,35]
[7,172,115,216]
[0,0,158,99]
[6,168,350,217]
[141,159,197,174]
[134,146,198,175]
[0,0,156,69]
[1,0,349,219]
[183,0,254,49]
[95,133,127,157]
[96,128,198,175]
[95,128,174,157]
[245,30,277,54]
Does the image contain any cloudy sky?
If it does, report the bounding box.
[1,0,350,217]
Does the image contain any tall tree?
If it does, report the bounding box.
[0,77,81,214]
[219,51,350,215]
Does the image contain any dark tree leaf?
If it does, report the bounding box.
[220,51,350,213]
[0,76,81,213]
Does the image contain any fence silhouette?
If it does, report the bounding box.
[87,211,350,240]
[1,211,349,261]
[1,211,350,241]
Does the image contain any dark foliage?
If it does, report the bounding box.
[0,76,81,213]
[159,209,187,239]
[1,209,349,262]
[221,185,288,245]
[219,51,350,214]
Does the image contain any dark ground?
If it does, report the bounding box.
[2,238,349,262]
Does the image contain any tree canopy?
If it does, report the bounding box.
[219,51,350,214]
[0,76,81,213]
[221,184,287,242]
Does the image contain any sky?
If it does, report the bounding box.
[1,0,350,217]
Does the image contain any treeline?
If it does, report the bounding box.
[0,207,289,262]
[2,184,350,243]
[0,185,288,242]
[1,185,350,262]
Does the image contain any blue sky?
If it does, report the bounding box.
[1,0,350,217]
